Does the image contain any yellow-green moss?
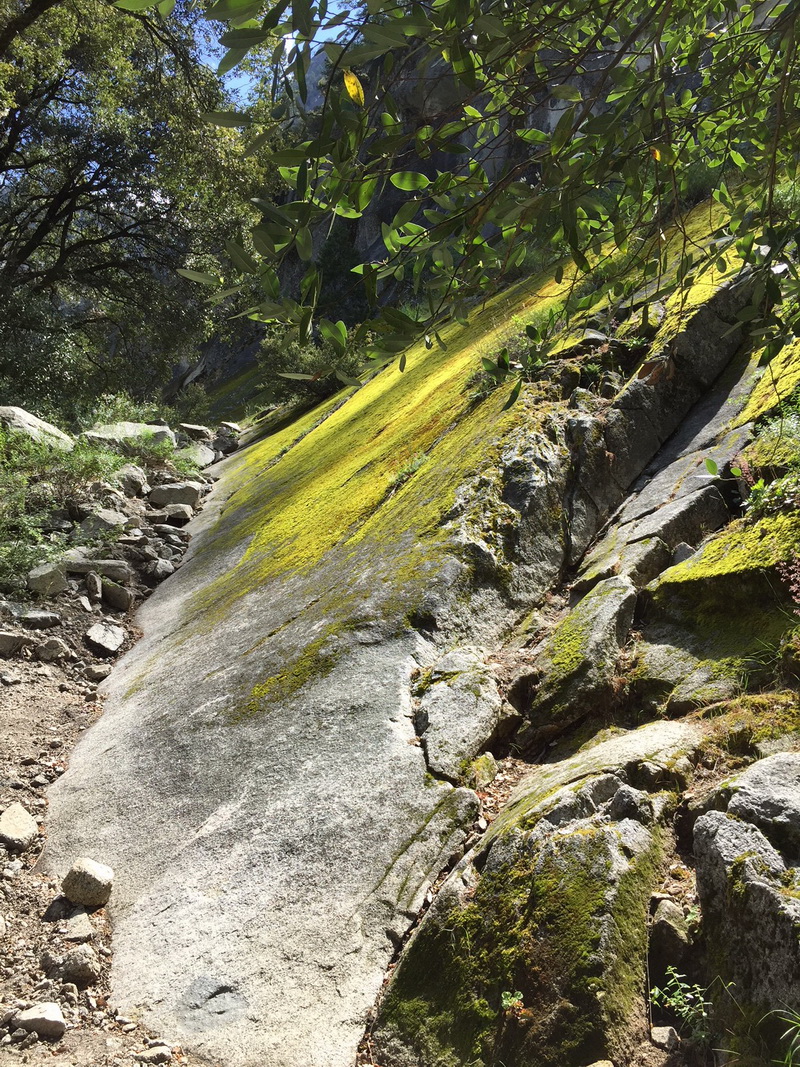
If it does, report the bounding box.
[737,339,800,425]
[656,513,800,586]
[696,692,800,756]
[377,819,665,1067]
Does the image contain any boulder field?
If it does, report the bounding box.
[44,251,800,1065]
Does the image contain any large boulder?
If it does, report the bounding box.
[0,406,73,451]
[83,422,176,450]
[372,721,701,1067]
[694,754,800,1053]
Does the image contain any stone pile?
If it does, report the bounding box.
[0,413,238,686]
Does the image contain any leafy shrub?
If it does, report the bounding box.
[0,428,125,589]
[256,330,364,404]
[651,967,713,1048]
[746,472,800,520]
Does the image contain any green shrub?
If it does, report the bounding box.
[256,330,364,404]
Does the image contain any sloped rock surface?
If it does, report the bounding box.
[42,264,757,1067]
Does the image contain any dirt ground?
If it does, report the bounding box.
[0,588,196,1066]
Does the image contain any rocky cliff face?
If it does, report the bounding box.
[44,220,800,1066]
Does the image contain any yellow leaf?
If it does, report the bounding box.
[652,147,661,161]
[343,70,365,108]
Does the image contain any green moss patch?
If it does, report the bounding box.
[376,821,665,1067]
[737,339,800,425]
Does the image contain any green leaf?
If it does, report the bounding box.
[156,0,176,15]
[202,110,251,128]
[319,318,347,355]
[225,239,258,274]
[204,0,262,19]
[217,47,250,75]
[269,147,309,165]
[335,369,362,387]
[113,0,160,10]
[295,226,313,261]
[550,84,582,102]
[177,268,219,286]
[219,27,269,45]
[730,467,743,478]
[362,22,409,47]
[390,171,431,191]
[502,378,522,410]
[704,458,719,476]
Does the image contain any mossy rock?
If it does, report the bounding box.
[372,721,701,1067]
[512,576,637,750]
[630,513,800,711]
[373,796,665,1067]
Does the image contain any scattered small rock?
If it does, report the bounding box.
[84,622,126,656]
[101,578,133,612]
[651,1024,680,1051]
[62,857,114,906]
[79,508,129,539]
[19,610,61,630]
[145,559,175,581]
[0,802,39,851]
[27,562,68,596]
[0,630,28,657]
[178,423,213,441]
[116,463,150,496]
[56,944,102,987]
[148,482,203,509]
[62,906,94,943]
[84,663,113,682]
[135,1046,172,1064]
[163,503,193,526]
[12,1002,66,1040]
[85,571,103,602]
[36,637,71,662]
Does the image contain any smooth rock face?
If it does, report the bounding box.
[47,612,480,1066]
[0,802,38,851]
[0,407,73,451]
[62,857,114,906]
[13,1003,66,1040]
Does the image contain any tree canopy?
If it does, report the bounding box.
[0,0,278,419]
[174,0,800,383]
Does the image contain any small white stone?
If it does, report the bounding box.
[13,1002,66,1040]
[0,803,38,851]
